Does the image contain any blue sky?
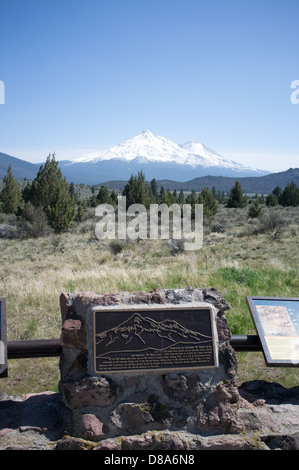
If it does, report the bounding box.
[0,0,298,172]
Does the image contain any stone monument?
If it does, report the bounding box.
[58,287,241,449]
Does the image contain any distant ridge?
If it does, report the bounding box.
[157,168,299,194]
[0,152,40,180]
[102,168,299,195]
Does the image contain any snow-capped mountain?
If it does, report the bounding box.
[71,130,187,164]
[59,130,268,184]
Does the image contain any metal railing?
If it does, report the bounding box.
[6,335,262,359]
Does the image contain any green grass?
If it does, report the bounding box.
[1,204,299,394]
[208,265,299,334]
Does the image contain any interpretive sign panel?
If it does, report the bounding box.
[247,296,299,367]
[0,298,7,377]
[93,305,218,374]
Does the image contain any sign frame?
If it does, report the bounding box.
[247,296,299,367]
[0,298,7,378]
[92,303,218,374]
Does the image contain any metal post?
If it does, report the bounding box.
[7,339,62,359]
[6,335,262,359]
[230,335,262,351]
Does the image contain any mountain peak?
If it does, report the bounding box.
[67,130,268,178]
[140,129,154,136]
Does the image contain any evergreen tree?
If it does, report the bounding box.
[159,185,165,201]
[0,165,22,213]
[211,186,217,199]
[150,178,159,200]
[198,187,218,223]
[185,190,198,219]
[266,186,282,207]
[217,190,226,204]
[75,201,84,222]
[122,171,153,208]
[22,181,33,203]
[279,182,299,207]
[272,186,282,199]
[69,182,77,201]
[177,189,185,204]
[26,153,75,231]
[259,194,265,204]
[226,181,247,208]
[160,188,176,206]
[89,195,98,207]
[266,193,278,207]
[185,190,198,205]
[248,198,263,218]
[97,185,112,204]
[46,181,76,231]
[110,189,118,206]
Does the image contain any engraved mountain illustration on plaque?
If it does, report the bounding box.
[96,312,212,357]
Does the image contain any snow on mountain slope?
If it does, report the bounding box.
[71,130,186,164]
[180,141,250,169]
[69,130,263,173]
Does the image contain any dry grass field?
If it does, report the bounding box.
[0,204,299,394]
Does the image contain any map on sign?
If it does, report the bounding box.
[247,297,299,367]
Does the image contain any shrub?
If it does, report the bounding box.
[255,209,285,238]
[211,223,225,233]
[167,238,185,255]
[109,239,127,254]
[248,199,263,218]
[21,201,52,238]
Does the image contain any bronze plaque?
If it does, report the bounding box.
[0,298,7,378]
[93,306,217,374]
